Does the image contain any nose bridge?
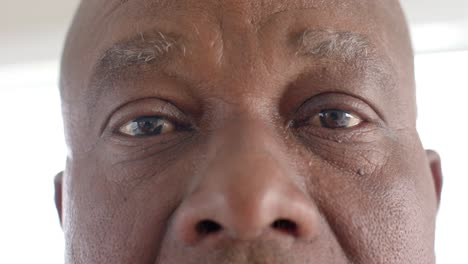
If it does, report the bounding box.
[212,117,285,177]
[201,116,293,195]
[206,119,291,230]
[171,117,319,244]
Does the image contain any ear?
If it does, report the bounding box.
[54,171,64,227]
[425,150,443,208]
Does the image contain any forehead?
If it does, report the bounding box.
[80,0,394,35]
[64,0,407,80]
[61,0,413,117]
[91,0,370,20]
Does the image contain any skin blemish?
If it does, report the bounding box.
[357,169,365,176]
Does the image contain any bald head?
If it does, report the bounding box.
[56,1,441,263]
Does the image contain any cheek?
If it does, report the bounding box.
[62,147,195,263]
[299,136,436,263]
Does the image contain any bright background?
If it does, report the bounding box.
[0,0,467,263]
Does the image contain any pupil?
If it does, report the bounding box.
[135,117,163,134]
[142,121,153,129]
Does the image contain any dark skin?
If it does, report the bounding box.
[55,0,443,263]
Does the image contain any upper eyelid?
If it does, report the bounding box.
[299,97,366,114]
[116,114,189,134]
[101,98,189,137]
[294,92,385,121]
[296,104,369,125]
[319,109,363,120]
[294,93,382,123]
[319,108,362,117]
[294,109,363,129]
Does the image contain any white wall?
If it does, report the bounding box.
[0,0,79,65]
[1,0,468,66]
[415,51,468,263]
[0,62,65,263]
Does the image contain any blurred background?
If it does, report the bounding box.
[0,0,467,263]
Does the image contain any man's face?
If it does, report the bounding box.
[56,0,442,263]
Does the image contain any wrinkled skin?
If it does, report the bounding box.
[55,0,443,263]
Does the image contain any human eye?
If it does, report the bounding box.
[289,93,386,143]
[309,109,363,129]
[119,116,175,137]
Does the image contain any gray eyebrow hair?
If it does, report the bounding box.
[93,28,373,79]
[85,30,185,116]
[296,29,375,62]
[94,31,185,75]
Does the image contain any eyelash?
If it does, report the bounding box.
[115,115,192,136]
[296,109,364,128]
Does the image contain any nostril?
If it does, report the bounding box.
[271,219,298,236]
[196,220,223,236]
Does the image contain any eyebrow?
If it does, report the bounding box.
[93,30,184,76]
[92,28,374,76]
[295,29,375,62]
[92,28,375,79]
[84,30,185,116]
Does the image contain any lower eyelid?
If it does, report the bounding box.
[296,121,379,143]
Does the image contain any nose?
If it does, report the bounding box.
[170,121,319,245]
